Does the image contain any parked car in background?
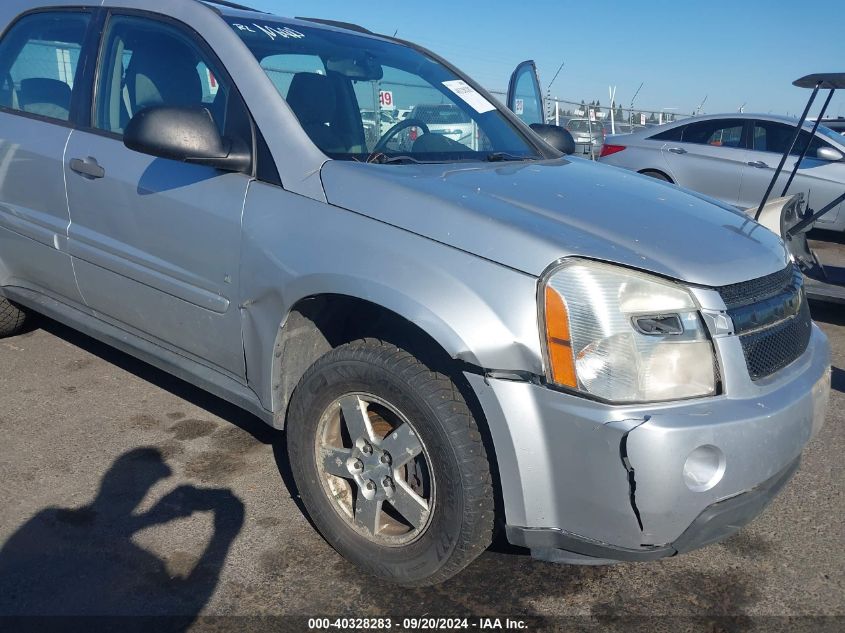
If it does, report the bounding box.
[565,117,604,158]
[818,117,845,135]
[602,120,633,135]
[361,109,397,144]
[599,113,845,231]
[405,103,477,150]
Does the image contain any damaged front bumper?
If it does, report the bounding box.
[466,324,831,564]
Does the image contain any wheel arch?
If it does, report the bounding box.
[267,291,478,428]
[263,291,509,528]
[638,168,674,183]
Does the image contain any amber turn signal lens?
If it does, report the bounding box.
[544,285,578,388]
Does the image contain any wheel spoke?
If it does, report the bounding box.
[354,493,383,535]
[388,480,429,528]
[379,422,423,468]
[339,395,375,441]
[321,446,353,479]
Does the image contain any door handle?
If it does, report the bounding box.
[746,160,768,169]
[69,157,105,180]
[667,147,687,155]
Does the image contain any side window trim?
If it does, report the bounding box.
[69,7,107,129]
[0,7,96,129]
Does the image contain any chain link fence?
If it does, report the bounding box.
[488,89,697,159]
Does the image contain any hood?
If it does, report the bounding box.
[320,157,788,286]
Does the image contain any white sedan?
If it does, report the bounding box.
[598,113,845,232]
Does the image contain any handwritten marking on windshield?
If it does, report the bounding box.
[232,23,305,40]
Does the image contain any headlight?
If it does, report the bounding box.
[542,259,717,403]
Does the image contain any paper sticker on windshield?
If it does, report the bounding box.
[442,80,495,114]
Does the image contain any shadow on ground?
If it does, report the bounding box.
[0,447,243,630]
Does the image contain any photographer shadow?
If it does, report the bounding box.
[0,447,244,629]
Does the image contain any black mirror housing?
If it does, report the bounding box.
[124,106,250,173]
[530,123,576,155]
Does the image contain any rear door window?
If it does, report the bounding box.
[649,125,684,141]
[0,11,90,122]
[681,119,745,147]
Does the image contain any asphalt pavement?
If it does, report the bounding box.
[0,304,842,633]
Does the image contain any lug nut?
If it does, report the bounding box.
[379,453,392,465]
[350,459,364,472]
[365,480,376,491]
[361,442,373,455]
[382,476,394,489]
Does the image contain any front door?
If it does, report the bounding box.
[507,60,545,126]
[738,119,845,225]
[64,13,253,376]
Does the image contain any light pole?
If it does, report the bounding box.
[545,61,565,123]
[629,82,644,127]
[609,85,617,134]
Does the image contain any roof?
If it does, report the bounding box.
[200,0,382,39]
[650,112,822,128]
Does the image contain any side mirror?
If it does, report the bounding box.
[124,106,250,172]
[816,146,844,162]
[529,123,576,155]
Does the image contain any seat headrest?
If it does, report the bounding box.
[125,38,202,111]
[286,72,336,125]
[18,78,72,119]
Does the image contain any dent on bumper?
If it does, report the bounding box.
[467,325,831,554]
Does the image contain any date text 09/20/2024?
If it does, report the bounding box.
[307,618,529,630]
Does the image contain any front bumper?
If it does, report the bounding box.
[507,455,800,564]
[466,324,830,559]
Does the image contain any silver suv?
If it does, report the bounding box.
[0,0,832,586]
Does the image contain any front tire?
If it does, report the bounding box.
[0,298,27,338]
[287,339,494,586]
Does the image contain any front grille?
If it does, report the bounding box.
[717,263,796,310]
[716,263,812,380]
[738,298,812,380]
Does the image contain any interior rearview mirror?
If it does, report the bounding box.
[325,55,383,81]
[530,123,576,155]
[816,146,844,162]
[124,106,251,172]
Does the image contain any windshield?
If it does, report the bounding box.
[815,123,845,145]
[227,18,541,163]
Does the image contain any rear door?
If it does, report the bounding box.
[64,12,253,376]
[658,118,748,206]
[507,60,544,126]
[738,119,845,225]
[0,9,91,304]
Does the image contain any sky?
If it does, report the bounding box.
[248,0,845,119]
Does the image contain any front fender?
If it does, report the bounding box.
[239,181,544,412]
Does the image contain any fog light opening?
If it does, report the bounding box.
[683,445,726,492]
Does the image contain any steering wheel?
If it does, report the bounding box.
[371,118,430,155]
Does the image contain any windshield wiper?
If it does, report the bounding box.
[485,152,532,162]
[366,154,423,165]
